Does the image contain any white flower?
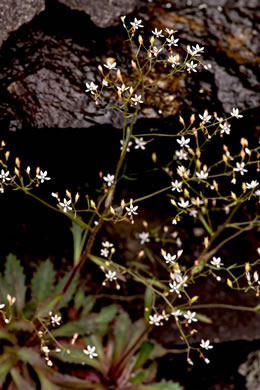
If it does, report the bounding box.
[177,166,190,177]
[0,169,11,182]
[105,270,117,281]
[150,46,162,57]
[83,345,98,359]
[101,248,109,258]
[220,121,231,135]
[42,346,50,354]
[51,314,61,327]
[58,198,72,213]
[169,281,182,294]
[200,339,213,350]
[196,170,209,180]
[189,209,198,218]
[171,309,182,318]
[130,18,143,29]
[199,110,211,124]
[103,174,115,187]
[166,36,179,47]
[168,55,180,67]
[188,44,204,56]
[177,136,190,148]
[149,314,163,326]
[171,180,182,192]
[172,219,177,224]
[0,303,5,309]
[233,162,248,176]
[175,149,188,160]
[117,83,129,93]
[36,170,51,183]
[104,61,117,70]
[163,253,177,265]
[255,189,260,196]
[85,81,98,94]
[102,241,114,248]
[184,310,198,323]
[246,180,259,190]
[177,199,191,208]
[152,28,164,38]
[139,232,150,244]
[131,94,143,105]
[135,137,147,150]
[120,139,132,152]
[186,61,197,72]
[210,256,223,268]
[230,108,243,119]
[165,28,177,35]
[126,200,138,216]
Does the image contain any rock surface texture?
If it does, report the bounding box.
[57,0,136,27]
[0,0,45,48]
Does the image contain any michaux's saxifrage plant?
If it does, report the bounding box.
[0,15,259,389]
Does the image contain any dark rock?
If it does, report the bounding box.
[0,0,45,48]
[57,0,136,28]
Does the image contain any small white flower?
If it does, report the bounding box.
[135,137,147,150]
[177,166,190,177]
[246,180,259,190]
[120,139,132,152]
[184,310,198,324]
[51,314,61,327]
[104,61,117,70]
[230,108,243,119]
[101,248,109,258]
[233,162,248,176]
[165,28,177,35]
[150,46,162,57]
[152,28,164,38]
[199,110,211,124]
[186,61,197,72]
[0,169,11,183]
[83,345,98,359]
[169,281,181,294]
[188,44,204,56]
[189,209,198,218]
[220,121,231,135]
[163,253,177,265]
[102,241,114,248]
[105,270,117,281]
[0,303,5,309]
[130,18,143,30]
[117,83,129,93]
[131,94,143,105]
[171,309,182,318]
[200,339,213,350]
[196,170,209,180]
[36,170,51,183]
[85,81,98,94]
[125,200,138,216]
[177,136,190,148]
[177,199,191,208]
[171,180,182,192]
[139,232,150,244]
[168,55,180,67]
[210,256,223,268]
[172,219,177,224]
[175,149,188,160]
[58,198,72,213]
[103,174,115,187]
[149,314,163,326]
[166,36,179,47]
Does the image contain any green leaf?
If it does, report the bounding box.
[50,371,106,389]
[71,221,87,266]
[0,354,15,386]
[94,304,118,336]
[52,318,95,338]
[10,368,35,390]
[31,259,56,303]
[146,279,168,291]
[134,341,154,370]
[37,294,63,318]
[53,346,102,372]
[137,381,183,390]
[130,370,146,385]
[88,255,108,268]
[0,329,17,343]
[112,312,131,364]
[53,272,79,310]
[144,287,154,322]
[8,320,34,332]
[196,313,212,324]
[35,369,60,390]
[7,347,42,366]
[4,254,26,313]
[81,295,96,316]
